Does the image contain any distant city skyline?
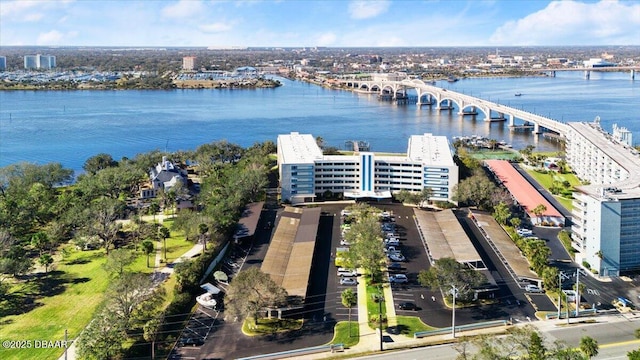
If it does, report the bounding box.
[1,0,639,47]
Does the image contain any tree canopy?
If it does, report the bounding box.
[225,267,288,323]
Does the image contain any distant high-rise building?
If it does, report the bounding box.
[24,55,38,69]
[24,54,56,70]
[0,56,6,71]
[182,56,196,71]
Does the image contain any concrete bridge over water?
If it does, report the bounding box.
[341,78,569,136]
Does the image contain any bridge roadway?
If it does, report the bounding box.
[342,78,569,136]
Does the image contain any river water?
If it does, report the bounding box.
[0,71,638,172]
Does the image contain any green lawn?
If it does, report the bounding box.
[525,168,581,211]
[162,234,194,262]
[331,321,359,348]
[366,284,386,329]
[0,247,110,360]
[395,316,436,336]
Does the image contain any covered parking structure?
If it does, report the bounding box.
[469,210,541,288]
[233,201,264,242]
[484,160,565,227]
[414,209,486,269]
[414,209,498,298]
[261,206,321,317]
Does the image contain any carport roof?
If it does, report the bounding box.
[484,160,564,220]
[234,202,264,239]
[470,210,539,282]
[414,209,485,269]
[261,206,320,300]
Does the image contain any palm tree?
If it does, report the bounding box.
[341,289,357,337]
[142,240,154,268]
[198,223,209,251]
[532,204,547,224]
[579,336,599,358]
[158,226,170,261]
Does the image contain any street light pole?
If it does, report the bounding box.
[378,291,384,351]
[451,285,458,338]
[558,272,563,320]
[575,269,581,318]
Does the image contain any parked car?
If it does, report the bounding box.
[388,253,406,262]
[517,228,533,236]
[525,284,544,293]
[397,302,417,310]
[387,262,403,272]
[340,239,351,246]
[178,337,204,347]
[337,268,357,277]
[389,274,408,284]
[385,238,400,246]
[339,278,357,286]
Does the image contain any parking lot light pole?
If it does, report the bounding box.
[558,272,563,320]
[451,285,458,338]
[377,289,384,351]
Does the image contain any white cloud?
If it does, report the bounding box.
[348,0,390,20]
[490,0,640,45]
[315,32,337,46]
[36,30,64,45]
[161,0,205,19]
[0,0,40,17]
[24,12,44,22]
[199,22,233,33]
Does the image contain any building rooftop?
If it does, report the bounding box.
[414,209,485,269]
[277,132,323,164]
[485,160,564,220]
[407,133,455,166]
[470,210,540,282]
[261,206,320,300]
[569,122,640,199]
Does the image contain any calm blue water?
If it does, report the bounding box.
[0,72,638,173]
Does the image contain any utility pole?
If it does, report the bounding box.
[575,269,581,318]
[378,291,384,351]
[558,272,563,320]
[451,285,458,338]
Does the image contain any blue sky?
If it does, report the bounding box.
[1,0,639,47]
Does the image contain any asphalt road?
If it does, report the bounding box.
[350,317,640,360]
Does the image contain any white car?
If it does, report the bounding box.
[385,238,400,246]
[337,268,357,277]
[340,239,351,246]
[388,253,406,262]
[389,274,408,284]
[517,228,533,236]
[525,284,544,293]
[340,278,357,286]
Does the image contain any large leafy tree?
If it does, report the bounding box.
[418,257,486,302]
[77,308,126,360]
[453,172,500,210]
[83,153,118,175]
[106,272,154,328]
[226,267,287,324]
[81,197,125,255]
[343,210,386,282]
[0,162,72,237]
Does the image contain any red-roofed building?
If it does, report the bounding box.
[485,160,565,227]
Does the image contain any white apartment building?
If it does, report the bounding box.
[24,54,56,70]
[277,132,458,204]
[567,122,640,276]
